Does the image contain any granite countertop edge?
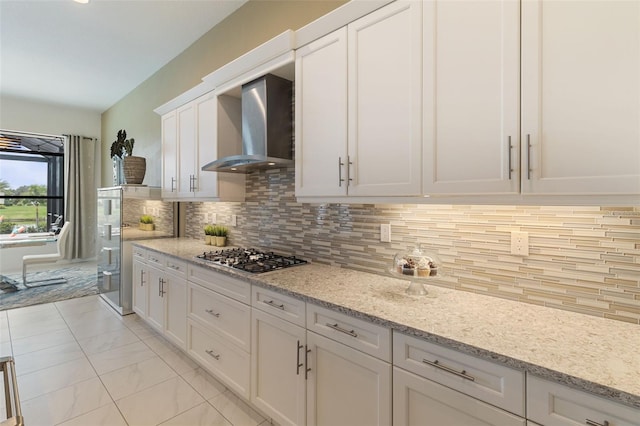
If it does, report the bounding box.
[133,238,640,410]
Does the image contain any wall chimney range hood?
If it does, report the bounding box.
[202,74,293,173]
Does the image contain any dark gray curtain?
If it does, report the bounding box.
[64,135,99,259]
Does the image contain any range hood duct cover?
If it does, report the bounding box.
[202,73,293,173]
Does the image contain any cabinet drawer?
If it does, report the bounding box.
[393,367,525,426]
[187,319,250,399]
[164,257,187,278]
[189,282,250,351]
[252,286,305,327]
[146,251,164,267]
[132,246,147,261]
[188,264,251,304]
[393,332,524,416]
[527,375,639,426]
[307,304,391,362]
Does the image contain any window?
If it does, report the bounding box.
[0,131,64,235]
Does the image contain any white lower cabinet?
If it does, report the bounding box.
[306,331,392,426]
[393,367,525,426]
[527,375,639,426]
[132,257,148,318]
[251,308,306,426]
[188,319,250,398]
[164,271,187,348]
[186,265,252,399]
[146,264,165,333]
[251,287,392,426]
[392,332,525,426]
[133,251,187,350]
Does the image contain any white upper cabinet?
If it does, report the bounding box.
[160,92,244,202]
[423,0,520,195]
[295,28,348,197]
[347,1,422,197]
[176,102,196,198]
[161,110,178,199]
[521,0,640,196]
[295,1,422,198]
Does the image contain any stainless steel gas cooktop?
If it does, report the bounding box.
[195,248,308,274]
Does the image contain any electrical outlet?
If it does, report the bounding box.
[231,214,237,227]
[511,231,529,256]
[380,224,391,242]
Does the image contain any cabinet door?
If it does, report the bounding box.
[251,308,306,426]
[347,1,422,197]
[194,92,220,199]
[423,0,520,195]
[161,111,178,198]
[306,331,391,426]
[393,367,525,426]
[132,260,148,318]
[164,272,187,349]
[527,375,639,426]
[295,27,348,197]
[176,102,196,198]
[521,0,640,195]
[146,266,165,333]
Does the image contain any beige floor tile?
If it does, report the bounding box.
[116,376,204,426]
[160,402,232,426]
[180,367,227,400]
[57,402,128,426]
[77,327,140,354]
[88,340,157,375]
[17,357,96,401]
[209,390,265,426]
[11,328,76,356]
[13,341,84,376]
[100,356,177,400]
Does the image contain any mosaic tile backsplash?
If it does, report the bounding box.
[185,168,640,324]
[123,199,174,234]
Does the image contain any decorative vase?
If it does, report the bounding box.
[123,156,146,184]
[215,236,227,247]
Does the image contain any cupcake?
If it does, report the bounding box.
[417,257,431,277]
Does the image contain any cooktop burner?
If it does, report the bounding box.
[195,248,308,274]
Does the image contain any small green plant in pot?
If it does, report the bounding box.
[204,224,215,245]
[214,225,228,247]
[139,215,154,231]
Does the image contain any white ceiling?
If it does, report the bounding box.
[0,0,248,113]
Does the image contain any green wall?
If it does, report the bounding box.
[100,0,346,187]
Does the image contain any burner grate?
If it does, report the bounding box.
[196,248,307,273]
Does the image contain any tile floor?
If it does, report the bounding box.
[0,294,271,426]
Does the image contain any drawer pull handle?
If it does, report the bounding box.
[305,345,311,380]
[326,323,358,338]
[296,340,304,375]
[263,300,285,310]
[422,359,475,382]
[205,309,220,318]
[205,349,220,360]
[586,420,609,426]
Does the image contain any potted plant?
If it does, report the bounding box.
[214,225,228,247]
[204,224,215,245]
[111,129,146,185]
[139,215,154,231]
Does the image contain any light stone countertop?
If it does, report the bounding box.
[134,237,640,410]
[121,228,173,242]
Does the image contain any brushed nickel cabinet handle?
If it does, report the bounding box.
[140,270,145,286]
[296,340,304,375]
[347,156,353,186]
[326,323,358,338]
[338,157,345,187]
[508,136,513,180]
[205,309,220,318]
[263,300,285,310]
[305,345,311,380]
[422,359,476,381]
[586,420,609,426]
[205,349,220,360]
[171,177,176,192]
[527,134,532,180]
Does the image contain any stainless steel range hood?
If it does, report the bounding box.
[202,74,293,173]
